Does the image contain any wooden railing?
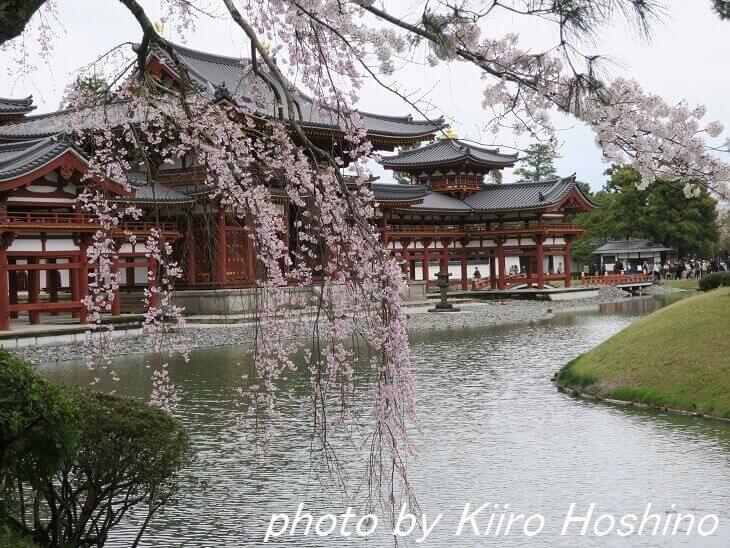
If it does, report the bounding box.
[582,274,653,286]
[385,222,583,237]
[0,212,178,233]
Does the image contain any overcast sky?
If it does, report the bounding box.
[1,1,728,190]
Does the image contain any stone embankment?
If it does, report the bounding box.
[14,285,662,364]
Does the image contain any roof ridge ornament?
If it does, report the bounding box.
[437,124,459,140]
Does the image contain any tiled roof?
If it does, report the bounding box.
[151,43,445,138]
[120,172,194,204]
[412,191,473,212]
[382,175,592,213]
[381,139,517,169]
[0,96,36,115]
[0,136,83,182]
[0,101,136,139]
[464,175,583,211]
[594,238,673,254]
[371,183,428,202]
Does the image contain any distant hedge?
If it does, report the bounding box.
[698,271,730,291]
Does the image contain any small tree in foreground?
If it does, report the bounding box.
[1,365,191,547]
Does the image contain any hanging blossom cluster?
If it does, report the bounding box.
[473,38,730,197]
[65,95,191,407]
[64,76,416,502]
[246,0,729,197]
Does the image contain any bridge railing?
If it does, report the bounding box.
[582,274,653,286]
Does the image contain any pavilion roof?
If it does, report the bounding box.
[120,172,195,204]
[0,136,83,183]
[371,183,429,203]
[380,139,518,171]
[0,101,135,140]
[149,43,446,140]
[464,176,587,211]
[594,238,674,254]
[373,175,595,213]
[0,96,36,115]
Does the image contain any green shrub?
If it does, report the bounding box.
[0,349,76,487]
[698,271,730,291]
[1,365,192,547]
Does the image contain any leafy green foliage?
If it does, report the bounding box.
[61,75,112,109]
[1,369,191,547]
[392,142,423,185]
[0,349,75,482]
[698,271,730,291]
[571,165,719,265]
[514,143,558,181]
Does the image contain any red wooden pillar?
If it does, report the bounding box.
[536,238,545,290]
[564,239,572,288]
[0,237,11,331]
[8,257,18,319]
[78,238,90,324]
[48,258,59,316]
[215,208,227,285]
[70,257,80,318]
[111,259,121,316]
[497,239,506,290]
[380,210,389,247]
[421,244,430,283]
[460,251,468,291]
[401,249,410,279]
[186,222,197,286]
[27,258,40,325]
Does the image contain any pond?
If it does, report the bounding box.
[39,294,730,546]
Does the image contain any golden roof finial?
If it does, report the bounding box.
[154,21,165,35]
[438,124,459,140]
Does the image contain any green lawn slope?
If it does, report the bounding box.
[556,288,730,419]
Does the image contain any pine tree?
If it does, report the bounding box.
[393,142,423,185]
[514,143,558,182]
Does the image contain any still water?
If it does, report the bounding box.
[40,294,730,546]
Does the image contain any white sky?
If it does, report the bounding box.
[1,0,728,191]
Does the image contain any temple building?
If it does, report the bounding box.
[0,43,595,331]
[377,139,595,291]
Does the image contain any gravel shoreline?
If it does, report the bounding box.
[14,284,678,365]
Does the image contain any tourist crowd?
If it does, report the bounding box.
[586,257,728,279]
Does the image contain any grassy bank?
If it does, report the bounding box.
[664,279,699,290]
[556,288,730,419]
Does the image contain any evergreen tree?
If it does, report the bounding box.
[392,142,423,185]
[571,165,719,265]
[514,143,558,182]
[489,170,503,184]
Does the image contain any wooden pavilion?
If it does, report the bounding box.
[0,43,596,330]
[378,139,596,291]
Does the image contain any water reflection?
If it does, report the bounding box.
[39,294,730,546]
